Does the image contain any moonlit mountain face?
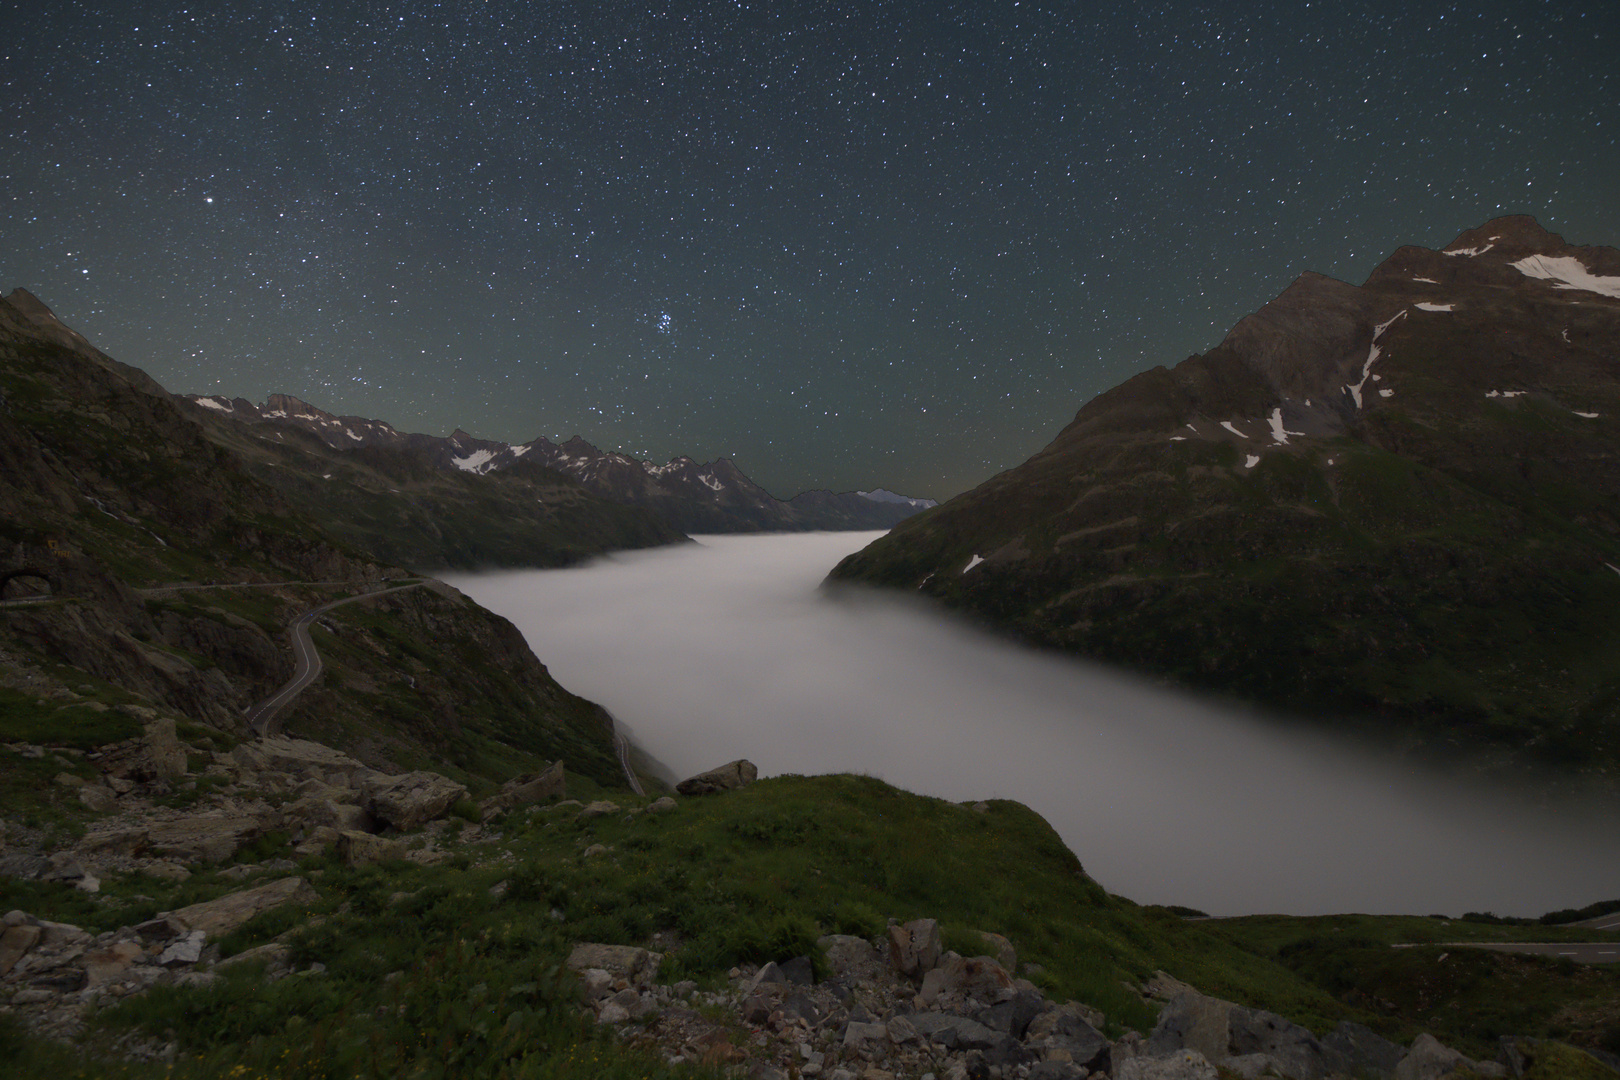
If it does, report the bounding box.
[7,4,1619,499]
[831,216,1620,774]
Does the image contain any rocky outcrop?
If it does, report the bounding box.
[0,876,319,1042]
[478,761,565,820]
[567,943,662,985]
[887,917,942,979]
[167,877,318,937]
[675,759,758,795]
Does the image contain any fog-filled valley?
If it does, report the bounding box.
[448,532,1620,918]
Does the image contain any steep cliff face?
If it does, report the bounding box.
[830,217,1620,773]
[0,290,623,787]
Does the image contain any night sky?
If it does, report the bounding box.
[6,3,1618,500]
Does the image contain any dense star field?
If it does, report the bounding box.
[5,1,1618,498]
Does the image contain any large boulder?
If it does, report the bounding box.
[1146,990,1233,1064]
[231,737,373,784]
[479,761,565,820]
[0,922,43,975]
[1026,1002,1110,1072]
[675,759,757,795]
[1394,1034,1472,1080]
[364,771,467,830]
[1321,1021,1404,1079]
[167,876,318,937]
[142,717,189,780]
[918,953,1015,1004]
[566,943,660,986]
[1227,1004,1335,1079]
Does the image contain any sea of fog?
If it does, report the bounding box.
[446,532,1620,917]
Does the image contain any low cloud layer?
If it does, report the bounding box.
[448,533,1620,917]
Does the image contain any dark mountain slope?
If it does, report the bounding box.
[829,217,1620,774]
[0,289,627,788]
[177,398,688,571]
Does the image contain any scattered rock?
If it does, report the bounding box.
[648,796,677,813]
[578,801,621,820]
[675,759,758,796]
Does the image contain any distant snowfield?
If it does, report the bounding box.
[446,533,1620,916]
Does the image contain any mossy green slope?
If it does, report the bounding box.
[5,774,1619,1077]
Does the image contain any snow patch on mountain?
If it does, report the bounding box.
[857,489,938,509]
[1510,254,1620,299]
[452,449,497,473]
[1416,302,1454,312]
[1267,408,1304,445]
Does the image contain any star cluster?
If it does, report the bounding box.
[5,2,1617,498]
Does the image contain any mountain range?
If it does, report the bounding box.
[6,222,1620,1080]
[181,392,937,540]
[831,215,1620,776]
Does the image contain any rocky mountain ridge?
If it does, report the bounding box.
[182,391,938,534]
[830,215,1620,776]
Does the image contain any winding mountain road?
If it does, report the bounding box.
[612,720,645,795]
[245,582,426,736]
